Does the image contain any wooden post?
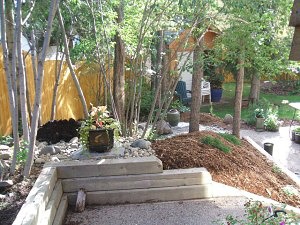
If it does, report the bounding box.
[75,188,86,213]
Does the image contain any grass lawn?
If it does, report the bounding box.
[201,82,300,121]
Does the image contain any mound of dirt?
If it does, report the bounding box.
[152,131,300,208]
[36,119,81,144]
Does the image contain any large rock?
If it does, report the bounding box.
[156,120,173,135]
[39,146,61,156]
[130,139,151,149]
[0,180,13,190]
[0,153,10,160]
[223,114,233,124]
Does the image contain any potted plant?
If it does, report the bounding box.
[79,105,119,152]
[207,71,224,102]
[264,107,280,132]
[254,108,265,132]
[292,127,300,143]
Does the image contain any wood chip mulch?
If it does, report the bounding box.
[152,130,300,208]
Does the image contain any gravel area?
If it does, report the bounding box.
[64,197,248,225]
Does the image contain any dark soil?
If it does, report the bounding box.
[261,80,300,96]
[36,118,81,144]
[0,166,42,225]
[152,130,300,208]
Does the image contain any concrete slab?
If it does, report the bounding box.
[46,156,163,179]
[64,197,247,225]
[67,184,212,205]
[62,168,212,192]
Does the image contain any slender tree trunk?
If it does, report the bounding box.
[16,0,30,143]
[232,52,245,138]
[50,50,65,120]
[249,72,260,104]
[113,0,125,134]
[155,30,163,107]
[189,42,203,132]
[1,0,20,174]
[57,8,89,118]
[24,0,60,177]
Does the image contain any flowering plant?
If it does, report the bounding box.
[78,105,119,149]
[89,105,118,129]
[254,108,265,118]
[222,200,300,225]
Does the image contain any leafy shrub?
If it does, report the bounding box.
[169,100,190,113]
[201,136,231,153]
[218,133,241,146]
[17,141,28,165]
[264,106,280,132]
[245,98,271,126]
[222,200,300,225]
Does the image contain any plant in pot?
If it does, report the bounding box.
[207,71,224,102]
[254,108,265,132]
[264,107,280,132]
[79,105,119,152]
[292,127,300,143]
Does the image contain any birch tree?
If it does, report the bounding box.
[24,0,61,177]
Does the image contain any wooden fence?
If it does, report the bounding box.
[0,50,113,135]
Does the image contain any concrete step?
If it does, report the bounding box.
[62,168,212,192]
[46,156,163,179]
[67,184,212,205]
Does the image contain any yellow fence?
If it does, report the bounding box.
[0,50,113,135]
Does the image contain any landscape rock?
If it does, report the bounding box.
[37,141,48,149]
[223,114,233,124]
[39,146,61,156]
[130,139,151,149]
[51,156,60,162]
[69,137,79,144]
[0,145,9,151]
[156,120,173,135]
[0,194,6,200]
[0,180,13,190]
[0,153,10,160]
[35,158,46,164]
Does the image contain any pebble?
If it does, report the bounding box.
[69,137,79,143]
[35,158,46,164]
[0,194,6,200]
[51,156,60,162]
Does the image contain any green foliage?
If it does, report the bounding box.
[0,135,13,146]
[272,165,282,174]
[293,127,300,132]
[264,106,280,132]
[221,200,300,225]
[244,98,271,125]
[140,86,155,119]
[169,100,189,113]
[78,117,93,150]
[218,133,241,146]
[17,141,28,165]
[201,135,231,153]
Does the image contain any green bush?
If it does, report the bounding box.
[201,135,231,153]
[169,100,190,113]
[264,106,280,132]
[218,133,241,145]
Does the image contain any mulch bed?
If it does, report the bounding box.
[152,130,300,208]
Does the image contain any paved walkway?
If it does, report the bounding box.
[241,126,300,176]
[65,197,247,225]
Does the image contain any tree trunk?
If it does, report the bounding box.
[1,0,20,174]
[249,73,260,104]
[189,43,203,133]
[57,7,89,118]
[24,0,60,177]
[155,30,164,108]
[113,1,125,134]
[232,53,245,138]
[50,50,65,120]
[16,0,30,143]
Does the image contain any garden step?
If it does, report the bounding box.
[62,168,212,192]
[46,156,163,179]
[67,184,213,205]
